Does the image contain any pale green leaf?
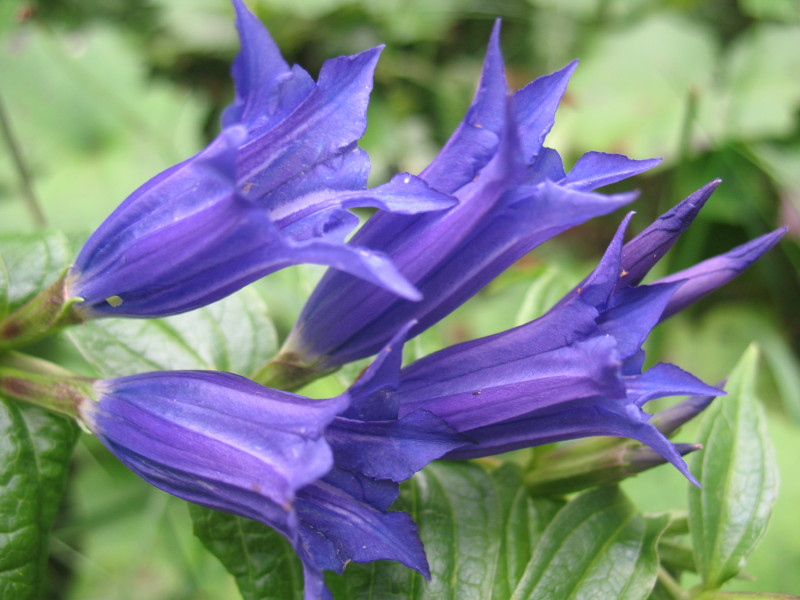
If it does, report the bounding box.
[510,486,668,600]
[689,345,779,589]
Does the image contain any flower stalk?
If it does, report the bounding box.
[250,350,334,391]
[0,272,84,352]
[524,438,702,497]
[0,352,92,419]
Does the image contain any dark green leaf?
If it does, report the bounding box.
[689,345,779,589]
[67,287,277,376]
[0,398,79,599]
[328,461,561,600]
[510,486,669,600]
[189,506,303,600]
[0,231,71,310]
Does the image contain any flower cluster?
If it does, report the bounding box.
[1,2,785,599]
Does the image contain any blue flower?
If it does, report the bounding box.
[78,334,460,600]
[390,184,785,483]
[275,22,660,378]
[67,0,453,319]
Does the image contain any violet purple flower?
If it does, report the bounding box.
[78,333,460,600]
[390,185,785,483]
[272,22,660,383]
[66,0,453,319]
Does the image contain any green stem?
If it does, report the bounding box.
[250,351,337,392]
[658,566,689,600]
[0,271,85,351]
[0,353,93,419]
[0,92,47,228]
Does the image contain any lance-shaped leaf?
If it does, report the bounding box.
[510,486,669,600]
[689,345,779,589]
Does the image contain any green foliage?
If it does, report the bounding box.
[0,232,71,311]
[0,231,78,599]
[68,287,277,376]
[328,462,563,599]
[0,400,79,600]
[189,508,303,600]
[511,486,668,600]
[689,346,779,590]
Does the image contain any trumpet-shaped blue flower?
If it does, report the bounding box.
[277,22,660,377]
[78,336,461,600]
[390,184,785,482]
[67,0,453,318]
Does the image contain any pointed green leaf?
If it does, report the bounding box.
[0,231,71,310]
[510,486,669,600]
[689,345,779,589]
[0,398,79,599]
[189,506,303,600]
[328,461,562,600]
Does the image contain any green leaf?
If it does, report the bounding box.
[328,461,562,599]
[189,506,303,600]
[717,24,800,141]
[0,230,79,597]
[0,231,71,310]
[551,14,717,160]
[67,287,277,376]
[0,398,79,599]
[689,345,779,589]
[510,486,669,600]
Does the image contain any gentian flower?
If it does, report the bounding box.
[75,332,461,600]
[267,22,660,386]
[65,0,453,319]
[389,183,785,482]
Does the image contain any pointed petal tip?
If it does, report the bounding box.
[231,0,249,17]
[553,59,579,79]
[490,18,502,38]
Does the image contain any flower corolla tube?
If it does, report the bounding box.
[388,185,785,482]
[77,335,461,600]
[277,21,661,379]
[66,0,453,319]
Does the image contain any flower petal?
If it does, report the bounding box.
[618,180,720,288]
[562,152,661,192]
[239,47,383,203]
[514,60,577,162]
[296,480,430,577]
[421,20,508,193]
[656,228,787,320]
[327,410,462,482]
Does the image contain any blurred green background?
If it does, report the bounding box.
[1,0,799,597]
